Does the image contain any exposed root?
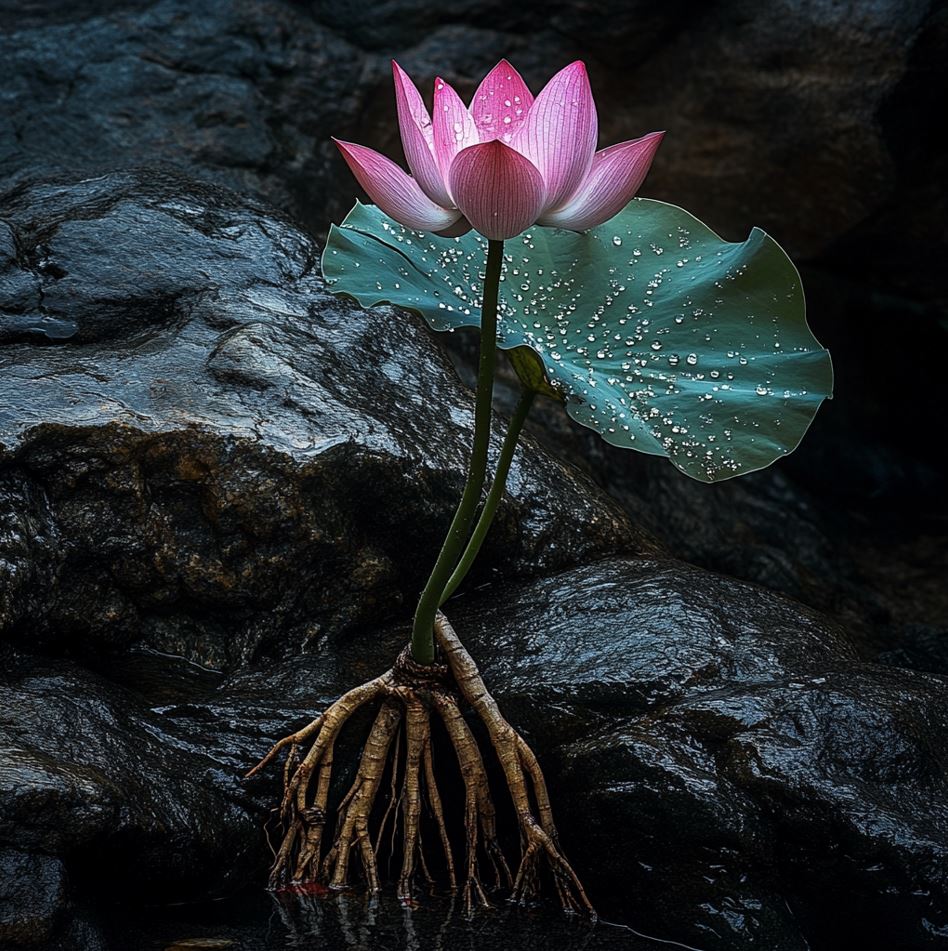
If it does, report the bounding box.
[373,727,401,858]
[433,613,594,916]
[323,700,402,890]
[248,622,593,916]
[290,737,334,884]
[433,688,511,911]
[396,697,427,900]
[422,726,456,891]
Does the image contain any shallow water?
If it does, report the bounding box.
[110,889,695,951]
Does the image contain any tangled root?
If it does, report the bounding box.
[247,613,593,916]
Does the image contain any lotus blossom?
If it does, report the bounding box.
[333,60,664,241]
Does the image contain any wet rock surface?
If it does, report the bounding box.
[2,2,947,950]
[1,0,943,264]
[2,0,944,668]
[451,561,948,950]
[3,560,947,950]
[0,650,261,896]
[0,169,642,668]
[0,849,66,948]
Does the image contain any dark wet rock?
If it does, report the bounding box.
[0,640,349,950]
[0,169,645,668]
[441,560,948,949]
[0,653,261,895]
[0,848,107,951]
[0,0,361,242]
[555,667,948,951]
[5,557,946,950]
[48,920,109,951]
[1,0,942,265]
[0,653,234,951]
[0,849,66,947]
[0,471,56,635]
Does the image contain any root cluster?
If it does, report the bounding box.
[247,613,593,915]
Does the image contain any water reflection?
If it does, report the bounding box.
[121,888,674,951]
[269,890,608,951]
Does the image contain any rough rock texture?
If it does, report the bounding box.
[0,654,260,893]
[2,559,947,950]
[1,0,943,264]
[0,170,644,667]
[0,849,66,948]
[1,3,946,949]
[456,560,948,951]
[1,0,945,670]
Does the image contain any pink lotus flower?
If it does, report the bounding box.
[334,60,664,241]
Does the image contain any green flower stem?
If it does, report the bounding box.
[410,238,504,664]
[439,386,535,606]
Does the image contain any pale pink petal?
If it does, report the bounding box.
[392,60,453,208]
[510,61,598,213]
[448,141,544,241]
[431,77,479,190]
[468,58,534,142]
[539,132,664,231]
[334,138,460,232]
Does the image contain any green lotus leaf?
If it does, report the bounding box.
[321,200,833,482]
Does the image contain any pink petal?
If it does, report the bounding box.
[510,61,598,213]
[436,217,473,238]
[448,140,544,241]
[539,132,664,231]
[468,58,534,142]
[392,61,453,209]
[333,138,460,232]
[431,77,479,190]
